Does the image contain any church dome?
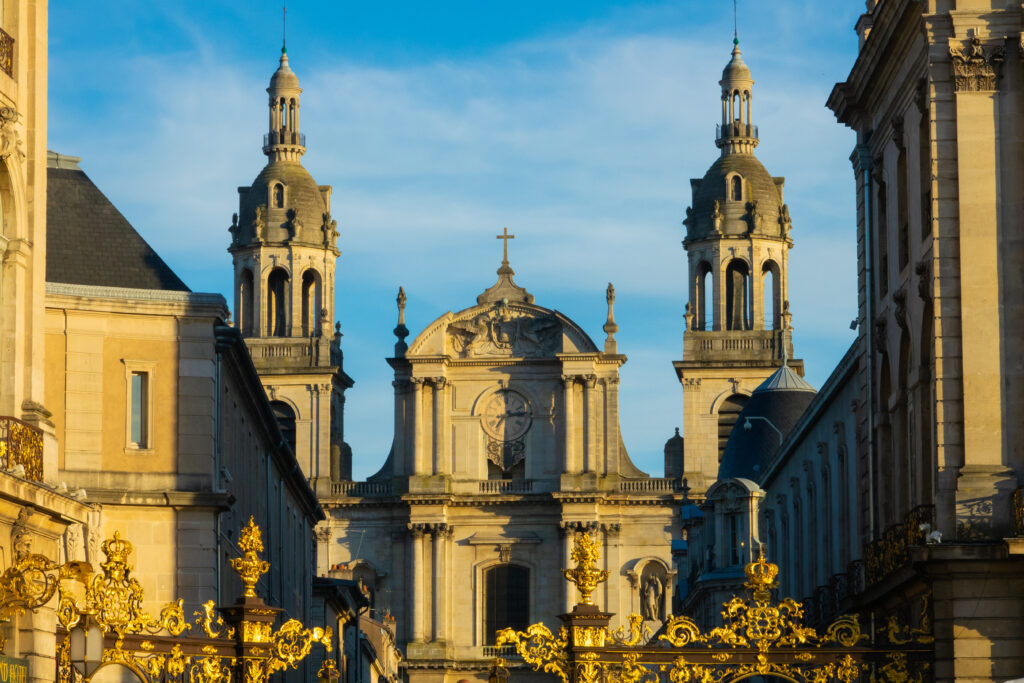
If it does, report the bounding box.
[269,51,301,92]
[687,153,783,242]
[238,160,328,246]
[721,43,752,85]
[664,427,685,479]
[717,365,816,481]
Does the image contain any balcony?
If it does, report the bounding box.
[479,479,533,494]
[262,131,306,149]
[863,505,935,586]
[331,480,393,497]
[0,28,12,77]
[0,416,43,481]
[682,329,785,363]
[618,478,683,494]
[716,122,758,143]
[482,644,520,659]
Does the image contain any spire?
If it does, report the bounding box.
[263,43,305,163]
[603,283,618,354]
[394,287,409,357]
[716,28,758,155]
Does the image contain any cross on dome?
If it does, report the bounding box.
[496,227,515,265]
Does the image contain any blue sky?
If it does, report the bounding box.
[49,1,866,480]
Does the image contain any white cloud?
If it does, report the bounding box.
[49,10,861,481]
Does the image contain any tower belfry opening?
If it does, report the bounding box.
[674,37,804,490]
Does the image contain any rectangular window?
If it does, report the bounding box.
[129,371,149,448]
[729,515,741,566]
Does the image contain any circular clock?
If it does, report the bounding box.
[481,391,532,442]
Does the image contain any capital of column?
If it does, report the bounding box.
[561,374,578,388]
[583,374,598,389]
[431,376,448,389]
[408,522,428,538]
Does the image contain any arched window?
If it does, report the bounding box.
[273,183,285,209]
[695,261,713,331]
[270,400,297,455]
[725,260,750,331]
[732,92,741,122]
[239,268,254,336]
[267,268,289,337]
[717,394,747,462]
[762,261,780,330]
[301,270,322,337]
[731,175,743,202]
[483,564,529,644]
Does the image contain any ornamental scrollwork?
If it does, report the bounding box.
[562,532,610,606]
[495,622,569,683]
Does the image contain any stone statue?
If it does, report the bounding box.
[229,213,239,241]
[285,208,302,240]
[712,199,723,234]
[642,575,663,621]
[779,203,792,237]
[252,205,265,243]
[746,200,761,234]
[322,211,339,248]
[683,302,695,331]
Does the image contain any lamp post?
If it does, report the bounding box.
[68,615,103,679]
[743,416,783,446]
[488,658,509,683]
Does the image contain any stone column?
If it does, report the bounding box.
[559,523,576,612]
[432,378,447,475]
[392,381,407,476]
[561,375,579,473]
[712,244,724,331]
[605,377,621,474]
[432,524,450,642]
[583,375,597,473]
[411,378,425,475]
[603,523,621,615]
[409,525,425,642]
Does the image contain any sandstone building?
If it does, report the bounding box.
[673,40,804,492]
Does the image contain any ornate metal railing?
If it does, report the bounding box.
[480,479,533,494]
[1013,487,1024,537]
[263,132,306,148]
[0,416,43,481]
[863,504,935,586]
[332,480,394,497]
[0,29,12,78]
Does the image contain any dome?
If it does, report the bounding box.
[687,153,784,242]
[717,365,816,481]
[237,160,328,246]
[269,51,301,93]
[721,44,753,86]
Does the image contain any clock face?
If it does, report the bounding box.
[481,391,532,442]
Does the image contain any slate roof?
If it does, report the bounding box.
[46,155,190,291]
[717,364,817,481]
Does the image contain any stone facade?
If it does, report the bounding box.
[323,253,681,682]
[230,49,353,497]
[674,42,803,492]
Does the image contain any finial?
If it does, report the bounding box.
[562,532,611,606]
[230,516,270,599]
[603,283,618,354]
[394,287,409,357]
[496,227,515,273]
[282,2,287,54]
[781,335,789,367]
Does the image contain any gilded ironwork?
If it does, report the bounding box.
[498,535,932,683]
[495,622,569,683]
[231,516,270,598]
[0,416,43,481]
[0,28,12,77]
[46,521,331,683]
[562,532,610,606]
[1013,487,1024,537]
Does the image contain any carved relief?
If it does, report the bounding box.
[11,508,31,559]
[0,107,23,162]
[486,437,526,472]
[949,35,1004,92]
[447,305,561,358]
[892,288,908,332]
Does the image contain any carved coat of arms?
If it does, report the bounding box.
[447,305,561,358]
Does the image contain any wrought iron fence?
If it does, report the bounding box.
[0,416,42,481]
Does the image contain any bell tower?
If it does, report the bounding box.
[673,39,804,491]
[228,47,352,494]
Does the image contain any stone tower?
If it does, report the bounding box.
[673,40,803,490]
[228,47,353,495]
